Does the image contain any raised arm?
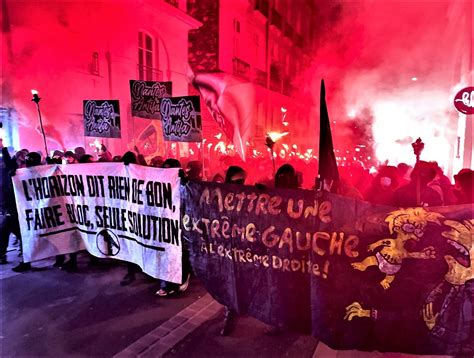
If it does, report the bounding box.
[1,140,18,171]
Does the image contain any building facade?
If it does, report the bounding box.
[188,0,319,148]
[1,0,200,158]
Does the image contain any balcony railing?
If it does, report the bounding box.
[284,23,294,40]
[270,9,282,31]
[164,0,179,8]
[232,57,251,80]
[254,0,269,17]
[282,77,294,97]
[270,77,282,92]
[294,33,304,48]
[137,64,163,81]
[253,68,267,88]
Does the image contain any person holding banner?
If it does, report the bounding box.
[220,166,247,336]
[63,151,78,165]
[275,164,299,189]
[6,150,42,272]
[120,151,145,286]
[97,144,113,162]
[78,154,95,164]
[0,138,18,264]
[452,169,473,204]
[156,158,191,296]
[54,151,79,271]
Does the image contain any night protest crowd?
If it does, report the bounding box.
[1,137,473,336]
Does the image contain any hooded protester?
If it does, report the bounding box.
[185,160,203,181]
[220,166,248,336]
[452,169,473,204]
[364,166,399,205]
[275,164,299,189]
[392,161,443,207]
[64,150,78,164]
[155,158,192,297]
[224,165,247,184]
[54,151,79,270]
[149,156,165,168]
[4,151,42,271]
[74,146,86,160]
[120,151,142,286]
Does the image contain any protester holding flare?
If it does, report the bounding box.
[392,161,443,207]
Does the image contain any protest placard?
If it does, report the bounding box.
[160,96,202,142]
[83,100,121,138]
[130,80,172,119]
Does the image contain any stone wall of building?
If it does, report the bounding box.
[188,0,219,72]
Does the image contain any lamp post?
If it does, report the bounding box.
[31,89,48,157]
[411,137,424,163]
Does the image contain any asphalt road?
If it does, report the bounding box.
[1,247,448,358]
[0,249,318,357]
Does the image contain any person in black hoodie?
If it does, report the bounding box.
[0,142,42,271]
[119,151,143,286]
[219,166,247,336]
[0,139,15,264]
[392,161,442,207]
[155,158,192,296]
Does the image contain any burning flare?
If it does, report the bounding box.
[267,131,289,142]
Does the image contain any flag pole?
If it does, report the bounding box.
[316,79,340,192]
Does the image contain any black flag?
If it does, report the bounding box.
[317,79,339,190]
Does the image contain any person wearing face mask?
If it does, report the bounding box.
[364,166,399,205]
[185,160,203,181]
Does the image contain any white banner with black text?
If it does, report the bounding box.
[12,163,182,283]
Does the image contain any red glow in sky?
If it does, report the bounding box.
[2,0,472,177]
[299,0,472,171]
